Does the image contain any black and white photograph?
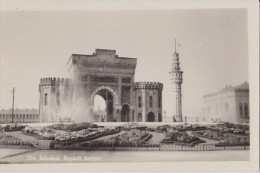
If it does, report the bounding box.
[0,0,259,172]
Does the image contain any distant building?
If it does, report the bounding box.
[203,82,249,123]
[0,109,39,124]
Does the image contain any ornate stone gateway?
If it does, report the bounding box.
[40,49,163,123]
[68,49,137,122]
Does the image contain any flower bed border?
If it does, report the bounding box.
[192,131,250,146]
[160,140,205,147]
[46,123,100,132]
[21,131,47,140]
[22,127,121,144]
[191,131,221,141]
[54,128,121,145]
[215,143,250,147]
[143,133,153,142]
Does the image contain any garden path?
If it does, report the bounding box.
[4,131,39,146]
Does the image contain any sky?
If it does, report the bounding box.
[0,9,248,117]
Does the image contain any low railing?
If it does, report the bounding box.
[0,140,35,148]
[52,141,250,151]
[160,143,249,151]
[0,138,249,151]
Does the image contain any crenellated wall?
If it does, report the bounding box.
[133,82,163,90]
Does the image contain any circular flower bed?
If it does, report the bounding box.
[3,124,26,132]
[156,124,172,132]
[23,125,118,142]
[121,123,147,131]
[161,131,205,145]
[47,122,98,132]
[192,130,250,146]
[207,123,249,135]
[103,129,151,145]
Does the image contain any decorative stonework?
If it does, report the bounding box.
[122,78,131,83]
[41,49,164,123]
[89,86,119,105]
[133,82,163,90]
[90,76,118,83]
[121,86,131,105]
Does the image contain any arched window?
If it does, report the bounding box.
[147,112,155,122]
[138,96,142,107]
[149,96,153,108]
[225,103,229,111]
[44,93,48,105]
[239,103,243,117]
[244,103,248,117]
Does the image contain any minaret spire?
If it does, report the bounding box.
[174,38,177,53]
[169,39,183,122]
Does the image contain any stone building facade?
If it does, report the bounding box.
[39,78,72,123]
[39,49,163,123]
[203,82,249,123]
[133,82,163,122]
[0,109,39,123]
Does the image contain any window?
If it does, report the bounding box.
[149,96,153,108]
[44,93,48,105]
[239,103,243,117]
[138,96,142,107]
[122,78,131,83]
[244,103,248,117]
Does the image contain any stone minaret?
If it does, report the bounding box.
[169,39,183,122]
